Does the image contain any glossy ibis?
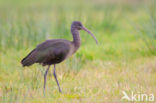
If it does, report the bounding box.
[21,21,98,93]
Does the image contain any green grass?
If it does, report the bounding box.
[0,0,156,103]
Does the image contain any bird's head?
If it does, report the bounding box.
[71,21,98,44]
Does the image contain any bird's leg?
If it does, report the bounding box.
[44,65,50,94]
[53,64,62,93]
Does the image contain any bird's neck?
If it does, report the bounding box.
[71,27,81,48]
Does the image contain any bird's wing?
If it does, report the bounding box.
[21,40,71,66]
[35,40,71,63]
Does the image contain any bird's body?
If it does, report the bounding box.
[21,21,98,93]
[22,39,76,66]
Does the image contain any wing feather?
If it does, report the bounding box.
[21,39,71,66]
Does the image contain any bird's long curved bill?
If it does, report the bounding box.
[82,27,98,44]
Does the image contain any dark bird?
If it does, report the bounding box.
[21,21,98,93]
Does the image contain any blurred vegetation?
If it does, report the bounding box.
[0,0,155,62]
[134,4,156,55]
[0,0,156,103]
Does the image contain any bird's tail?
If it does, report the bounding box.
[21,49,37,67]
